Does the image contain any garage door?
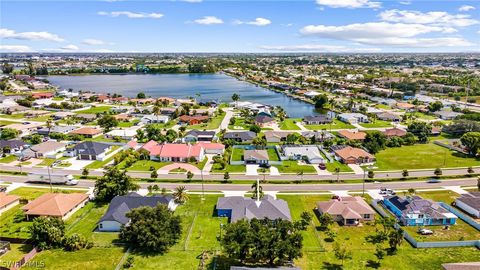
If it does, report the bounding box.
[80,154,90,160]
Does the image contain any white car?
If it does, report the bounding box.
[419,228,433,235]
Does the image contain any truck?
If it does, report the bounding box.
[27,173,78,186]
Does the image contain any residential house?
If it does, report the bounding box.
[376,112,401,122]
[0,123,42,137]
[0,192,20,215]
[31,92,54,99]
[316,196,375,226]
[0,140,27,153]
[75,113,97,123]
[70,141,111,161]
[303,115,332,125]
[395,102,415,111]
[383,195,457,226]
[434,110,464,120]
[337,113,369,124]
[140,114,169,124]
[69,127,103,138]
[383,128,407,137]
[113,113,132,122]
[254,115,276,128]
[264,131,294,143]
[183,130,216,142]
[223,131,256,143]
[140,141,205,162]
[244,149,269,164]
[455,192,480,218]
[22,141,66,159]
[22,193,89,220]
[281,145,325,164]
[331,145,375,164]
[98,193,175,232]
[178,115,209,125]
[52,111,75,120]
[301,131,335,142]
[105,129,137,140]
[37,126,77,136]
[337,130,367,141]
[216,195,291,222]
[197,142,225,155]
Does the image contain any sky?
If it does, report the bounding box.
[0,0,479,53]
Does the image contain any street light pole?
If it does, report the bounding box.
[47,165,52,192]
[201,168,205,201]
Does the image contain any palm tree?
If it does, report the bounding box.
[152,105,160,123]
[334,167,340,182]
[173,186,189,204]
[46,119,53,135]
[251,181,264,200]
[297,170,304,183]
[232,93,240,107]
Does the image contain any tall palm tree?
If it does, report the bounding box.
[152,105,160,123]
[173,186,189,204]
[297,171,304,183]
[334,167,340,183]
[46,119,53,135]
[251,181,263,200]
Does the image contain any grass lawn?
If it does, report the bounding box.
[267,148,280,161]
[74,106,112,115]
[117,119,139,128]
[23,247,125,270]
[228,118,250,130]
[193,157,208,170]
[0,120,17,127]
[118,159,172,171]
[403,218,479,242]
[188,112,225,130]
[277,160,316,174]
[0,155,17,163]
[278,194,480,270]
[37,158,56,167]
[29,115,53,122]
[416,190,460,204]
[305,119,354,130]
[413,112,438,120]
[0,113,25,119]
[129,195,227,269]
[9,187,82,201]
[211,163,245,173]
[373,143,480,171]
[280,118,301,130]
[359,120,392,128]
[231,147,244,161]
[0,243,32,263]
[325,160,353,173]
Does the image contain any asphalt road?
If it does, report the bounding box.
[1,174,476,192]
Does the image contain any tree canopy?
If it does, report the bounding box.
[94,167,139,202]
[120,204,182,254]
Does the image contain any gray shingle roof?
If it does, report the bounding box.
[217,195,291,222]
[99,193,173,224]
[73,141,110,156]
[456,192,480,210]
[0,140,26,148]
[224,131,256,141]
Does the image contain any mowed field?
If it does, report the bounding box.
[373,143,480,171]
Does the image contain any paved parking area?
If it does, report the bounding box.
[64,157,94,170]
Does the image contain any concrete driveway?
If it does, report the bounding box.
[246,164,259,176]
[64,157,94,170]
[348,164,364,175]
[269,166,280,176]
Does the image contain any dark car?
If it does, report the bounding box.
[427,179,441,184]
[0,186,6,192]
[318,163,327,170]
[259,163,271,168]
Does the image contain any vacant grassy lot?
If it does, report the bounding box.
[211,163,245,173]
[417,190,460,204]
[359,120,393,128]
[129,195,227,269]
[267,148,279,161]
[75,106,112,115]
[228,117,250,130]
[279,194,480,270]
[305,119,354,130]
[116,159,172,171]
[188,112,225,130]
[325,159,353,173]
[373,143,480,170]
[279,118,301,130]
[0,243,32,263]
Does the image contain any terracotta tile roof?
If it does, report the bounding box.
[197,142,225,150]
[334,146,374,160]
[70,127,102,136]
[141,140,163,156]
[22,193,88,217]
[0,192,20,208]
[316,196,375,218]
[338,130,366,140]
[383,128,407,137]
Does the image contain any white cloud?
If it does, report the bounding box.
[98,11,163,19]
[379,9,479,28]
[260,44,381,52]
[81,39,112,46]
[60,44,79,51]
[234,17,271,26]
[459,5,475,12]
[193,16,223,25]
[300,22,474,47]
[315,0,381,9]
[399,1,411,5]
[0,28,64,42]
[0,45,33,52]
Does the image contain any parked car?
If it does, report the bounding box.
[427,179,441,184]
[259,163,271,168]
[418,228,433,235]
[0,186,6,192]
[318,163,327,170]
[379,187,395,195]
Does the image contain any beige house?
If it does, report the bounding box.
[22,193,89,220]
[316,196,375,226]
[23,141,67,159]
[0,192,20,215]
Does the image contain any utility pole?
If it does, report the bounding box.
[201,168,205,201]
[47,165,52,192]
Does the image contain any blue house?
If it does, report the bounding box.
[383,195,457,226]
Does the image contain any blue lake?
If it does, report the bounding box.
[47,73,317,118]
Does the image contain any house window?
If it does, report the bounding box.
[99,223,103,229]
[364,214,370,219]
[418,215,424,218]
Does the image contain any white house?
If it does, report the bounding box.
[455,192,480,218]
[140,114,169,124]
[338,113,369,124]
